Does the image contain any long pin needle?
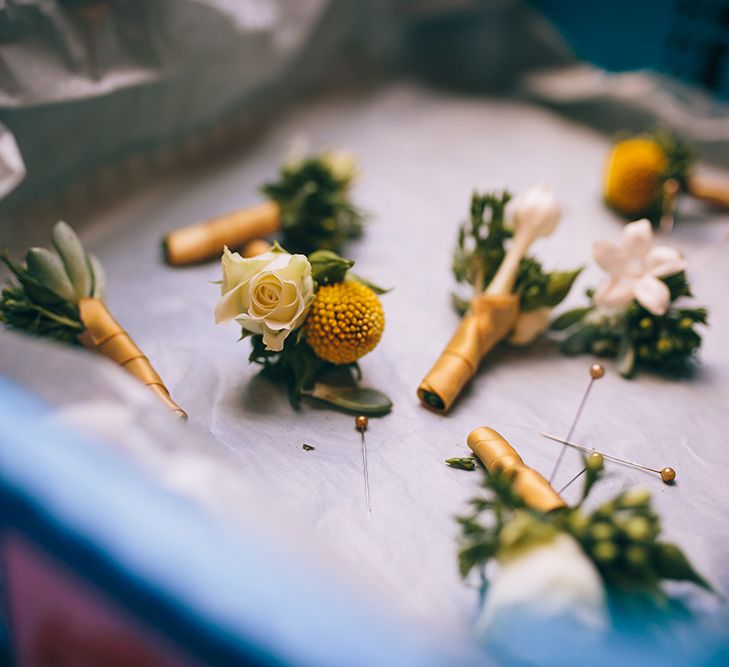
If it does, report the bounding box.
[540,432,677,489]
[548,363,604,484]
[355,416,372,514]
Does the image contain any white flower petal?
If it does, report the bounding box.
[261,325,290,351]
[645,245,686,277]
[592,240,625,275]
[622,219,653,261]
[633,275,671,315]
[214,282,248,323]
[594,276,636,310]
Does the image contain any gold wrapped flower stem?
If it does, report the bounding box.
[78,298,187,419]
[162,151,364,266]
[467,427,565,512]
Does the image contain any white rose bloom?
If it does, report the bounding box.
[508,307,552,345]
[477,533,607,640]
[511,184,561,236]
[215,246,314,352]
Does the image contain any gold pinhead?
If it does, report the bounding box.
[590,363,605,380]
[355,415,368,432]
[660,467,676,484]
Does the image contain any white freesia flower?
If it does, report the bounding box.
[511,184,561,237]
[477,533,607,638]
[215,246,314,352]
[509,307,552,345]
[593,219,686,316]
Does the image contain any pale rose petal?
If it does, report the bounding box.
[214,282,249,323]
[594,276,636,310]
[234,313,263,335]
[622,219,653,261]
[633,275,671,315]
[592,240,625,275]
[221,247,274,293]
[261,324,290,351]
[645,245,686,277]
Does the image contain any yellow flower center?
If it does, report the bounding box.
[305,281,385,365]
[604,138,668,216]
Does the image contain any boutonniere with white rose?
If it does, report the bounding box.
[417,186,581,413]
[215,244,392,415]
[163,150,364,266]
[458,452,713,650]
[551,219,708,378]
[1,222,186,418]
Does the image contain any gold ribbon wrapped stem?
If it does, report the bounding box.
[467,427,565,512]
[417,293,519,413]
[163,200,280,266]
[78,298,187,419]
[241,239,273,258]
[687,173,729,209]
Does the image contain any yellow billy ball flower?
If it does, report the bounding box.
[604,138,668,217]
[305,281,385,365]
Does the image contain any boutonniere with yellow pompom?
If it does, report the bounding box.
[604,129,729,230]
[215,244,391,415]
[164,150,364,265]
[551,219,708,378]
[417,186,581,413]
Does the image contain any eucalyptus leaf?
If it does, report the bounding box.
[52,221,92,299]
[550,306,593,331]
[25,248,76,302]
[652,542,713,592]
[304,383,392,415]
[89,254,107,299]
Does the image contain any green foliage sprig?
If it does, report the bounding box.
[551,272,707,378]
[247,250,392,415]
[452,191,581,315]
[262,153,365,254]
[458,460,712,612]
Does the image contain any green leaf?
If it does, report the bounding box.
[88,254,106,299]
[445,457,476,471]
[617,337,636,378]
[550,306,593,331]
[303,383,392,415]
[52,221,92,299]
[652,542,713,592]
[544,268,583,306]
[347,272,390,295]
[560,326,598,355]
[308,249,354,285]
[25,248,76,302]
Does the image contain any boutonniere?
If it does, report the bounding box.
[418,186,581,413]
[1,222,185,417]
[163,150,364,265]
[551,219,707,378]
[215,244,392,415]
[604,129,729,229]
[457,429,712,649]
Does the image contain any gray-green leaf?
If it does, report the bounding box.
[52,221,92,299]
[304,383,392,415]
[25,248,76,302]
[652,542,713,592]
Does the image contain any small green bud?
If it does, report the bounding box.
[586,452,604,472]
[639,318,653,330]
[625,545,648,568]
[623,516,651,542]
[567,511,589,534]
[656,337,672,353]
[638,344,651,358]
[593,540,618,562]
[678,317,693,330]
[590,521,614,541]
[621,488,651,508]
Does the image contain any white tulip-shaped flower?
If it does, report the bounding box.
[593,219,686,316]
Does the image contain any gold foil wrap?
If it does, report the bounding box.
[417,293,519,413]
[467,427,565,512]
[78,298,187,420]
[163,201,280,266]
[241,239,273,258]
[688,174,729,209]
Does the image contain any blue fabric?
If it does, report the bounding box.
[0,378,457,667]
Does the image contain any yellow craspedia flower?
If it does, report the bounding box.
[305,281,384,365]
[604,138,668,216]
